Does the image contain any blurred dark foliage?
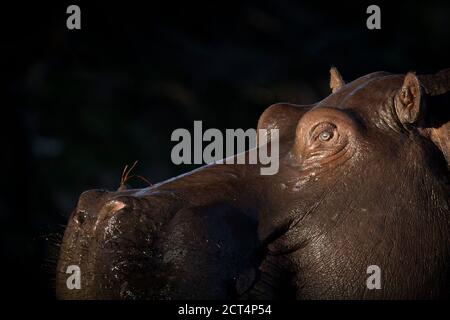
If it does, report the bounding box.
[1,0,449,299]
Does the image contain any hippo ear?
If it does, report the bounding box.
[330,67,345,93]
[419,68,450,96]
[427,122,450,166]
[418,69,450,165]
[395,72,424,125]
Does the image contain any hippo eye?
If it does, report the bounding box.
[319,130,333,142]
[309,122,337,146]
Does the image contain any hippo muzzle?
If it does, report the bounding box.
[56,164,268,299]
[57,190,164,299]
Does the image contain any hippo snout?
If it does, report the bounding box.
[56,188,182,299]
[56,164,263,299]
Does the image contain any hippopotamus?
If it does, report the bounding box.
[56,68,450,299]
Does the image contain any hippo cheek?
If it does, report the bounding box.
[56,193,165,299]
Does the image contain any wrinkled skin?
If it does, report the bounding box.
[57,69,450,299]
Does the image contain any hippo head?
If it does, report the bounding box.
[56,69,450,299]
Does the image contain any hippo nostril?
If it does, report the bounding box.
[73,209,88,225]
[105,195,141,212]
[100,197,135,220]
[104,199,127,214]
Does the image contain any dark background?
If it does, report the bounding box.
[1,0,449,299]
